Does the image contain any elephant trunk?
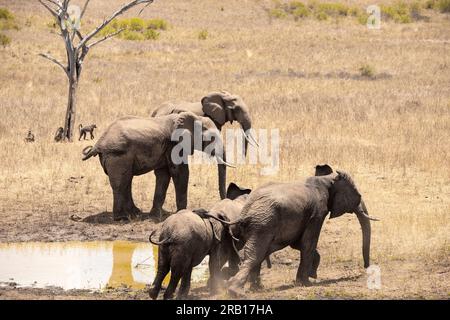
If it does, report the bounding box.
[240,121,258,156]
[355,199,371,268]
[217,158,226,200]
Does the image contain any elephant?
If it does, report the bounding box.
[226,164,378,296]
[148,182,252,300]
[151,91,259,155]
[81,112,234,221]
[149,92,257,216]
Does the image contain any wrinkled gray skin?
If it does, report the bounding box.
[151,91,256,156]
[82,112,231,221]
[150,92,257,214]
[227,165,374,297]
[148,183,251,300]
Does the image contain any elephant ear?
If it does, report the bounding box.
[315,164,333,176]
[329,171,361,219]
[192,208,209,218]
[210,214,229,242]
[201,92,227,126]
[226,182,251,200]
[174,112,196,131]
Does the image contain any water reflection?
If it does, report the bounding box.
[0,241,208,291]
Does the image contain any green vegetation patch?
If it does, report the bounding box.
[0,8,19,31]
[269,0,448,24]
[359,64,375,78]
[97,17,168,41]
[198,29,208,40]
[0,33,10,47]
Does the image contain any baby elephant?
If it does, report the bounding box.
[148,183,251,300]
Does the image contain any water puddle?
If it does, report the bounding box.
[0,241,208,291]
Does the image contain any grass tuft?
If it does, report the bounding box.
[0,32,10,47]
[198,29,208,40]
[97,17,167,41]
[0,7,19,31]
[359,64,375,78]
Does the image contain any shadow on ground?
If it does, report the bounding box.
[70,211,174,225]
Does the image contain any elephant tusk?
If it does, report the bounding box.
[229,231,240,242]
[216,156,236,168]
[248,131,260,148]
[242,129,259,148]
[360,211,380,221]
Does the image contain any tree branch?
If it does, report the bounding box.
[77,0,153,50]
[87,28,125,48]
[38,53,69,76]
[80,0,90,19]
[38,0,59,18]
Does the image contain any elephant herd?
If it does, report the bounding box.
[81,91,378,299]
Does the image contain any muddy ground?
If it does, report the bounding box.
[0,210,448,300]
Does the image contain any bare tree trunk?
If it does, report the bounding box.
[64,77,78,141]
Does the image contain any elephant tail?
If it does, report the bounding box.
[82,145,98,161]
[193,209,241,226]
[265,255,272,269]
[148,229,171,245]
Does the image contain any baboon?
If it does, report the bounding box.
[78,124,97,141]
[54,127,64,142]
[24,130,35,143]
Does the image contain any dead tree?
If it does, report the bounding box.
[38,0,154,141]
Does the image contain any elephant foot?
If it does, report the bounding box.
[113,213,129,222]
[227,286,245,298]
[128,205,142,216]
[207,279,221,295]
[163,293,174,300]
[309,271,318,279]
[295,278,312,287]
[148,287,158,300]
[249,281,264,292]
[149,207,170,220]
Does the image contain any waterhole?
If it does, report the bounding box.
[0,241,208,291]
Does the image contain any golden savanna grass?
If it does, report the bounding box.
[0,0,449,298]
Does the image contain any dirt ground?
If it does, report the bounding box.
[1,248,448,300]
[0,205,448,300]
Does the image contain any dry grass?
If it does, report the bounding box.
[0,0,449,298]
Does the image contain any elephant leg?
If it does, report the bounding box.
[106,157,133,221]
[177,267,193,299]
[223,249,240,280]
[163,271,182,300]
[296,216,325,286]
[150,168,171,218]
[124,177,141,217]
[163,256,185,300]
[228,233,272,297]
[170,164,189,211]
[208,249,222,295]
[149,247,170,300]
[309,250,320,279]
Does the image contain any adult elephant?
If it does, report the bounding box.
[151,91,258,155]
[82,112,234,221]
[226,165,378,296]
[150,91,257,215]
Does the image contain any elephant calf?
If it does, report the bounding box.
[148,183,251,300]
